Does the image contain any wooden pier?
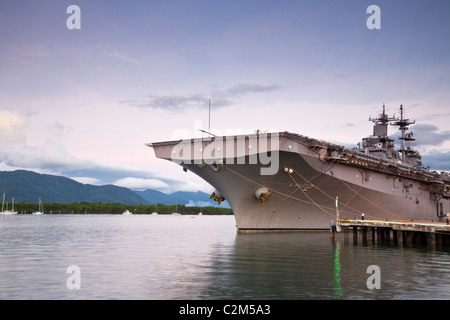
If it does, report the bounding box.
[332,219,450,246]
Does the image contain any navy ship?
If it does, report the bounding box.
[148,105,450,231]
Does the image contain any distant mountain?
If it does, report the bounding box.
[0,170,150,205]
[134,190,230,208]
[0,170,231,207]
[134,189,182,205]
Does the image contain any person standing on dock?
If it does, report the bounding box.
[446,213,449,225]
[361,213,365,220]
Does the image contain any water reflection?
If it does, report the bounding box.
[333,242,343,297]
[201,232,337,299]
[202,231,450,300]
[2,215,450,300]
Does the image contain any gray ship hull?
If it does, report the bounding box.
[149,132,450,230]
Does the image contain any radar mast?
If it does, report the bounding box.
[368,104,396,150]
[391,105,416,162]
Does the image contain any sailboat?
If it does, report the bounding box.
[151,203,158,215]
[32,199,44,215]
[172,204,180,215]
[0,193,18,215]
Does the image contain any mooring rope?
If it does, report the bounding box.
[223,162,409,221]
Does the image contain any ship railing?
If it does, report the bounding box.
[284,131,441,182]
[326,149,438,182]
[283,132,343,151]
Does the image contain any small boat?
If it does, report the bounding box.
[0,193,18,215]
[32,199,44,215]
[172,204,180,215]
[122,209,132,215]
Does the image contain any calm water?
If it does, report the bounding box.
[1,214,450,300]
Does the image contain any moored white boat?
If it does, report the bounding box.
[32,198,44,215]
[0,193,18,215]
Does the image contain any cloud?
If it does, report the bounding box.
[0,161,20,172]
[170,178,214,194]
[1,147,210,194]
[383,123,450,170]
[70,177,103,185]
[420,112,450,122]
[0,136,94,176]
[0,159,73,178]
[422,150,450,171]
[224,83,282,96]
[409,124,450,147]
[110,171,213,193]
[185,200,231,208]
[113,177,171,191]
[120,83,282,111]
[38,140,94,171]
[121,93,219,110]
[102,50,141,64]
[0,111,85,173]
[5,146,92,174]
[51,122,73,138]
[0,110,26,144]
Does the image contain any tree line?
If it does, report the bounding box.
[15,202,233,215]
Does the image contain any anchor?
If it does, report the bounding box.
[255,187,272,206]
[210,191,225,205]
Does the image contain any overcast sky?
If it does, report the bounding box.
[0,0,449,194]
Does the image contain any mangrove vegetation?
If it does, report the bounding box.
[14,202,233,215]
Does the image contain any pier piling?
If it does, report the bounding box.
[335,219,450,247]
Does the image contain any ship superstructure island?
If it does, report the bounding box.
[148,105,450,231]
